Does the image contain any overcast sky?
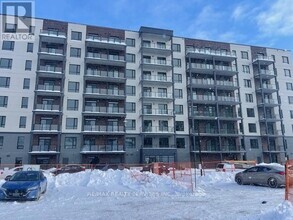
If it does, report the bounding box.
[34,0,293,51]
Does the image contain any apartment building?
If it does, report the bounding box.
[0,15,293,166]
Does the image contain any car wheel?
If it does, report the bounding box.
[236,176,243,185]
[268,177,278,188]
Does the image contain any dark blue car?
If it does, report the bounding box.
[0,171,47,201]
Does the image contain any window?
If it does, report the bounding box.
[245,93,253,102]
[174,73,182,83]
[174,89,183,99]
[289,96,293,104]
[19,116,26,128]
[290,110,293,119]
[69,64,80,75]
[5,23,16,32]
[157,42,166,49]
[248,123,257,133]
[0,136,3,148]
[175,121,184,131]
[126,38,135,47]
[250,139,259,149]
[126,86,135,96]
[126,120,136,130]
[71,31,82,41]
[126,69,135,79]
[176,138,185,148]
[126,102,136,113]
[126,53,135,63]
[2,41,14,51]
[27,43,33,52]
[66,118,78,129]
[287,83,293,90]
[241,51,249,59]
[173,58,181,67]
[29,25,35,34]
[284,69,291,77]
[68,81,79,92]
[283,56,289,64]
[0,96,8,107]
[244,79,252,88]
[0,77,10,88]
[0,58,12,69]
[23,78,30,89]
[17,136,25,149]
[175,105,183,115]
[172,44,181,52]
[64,137,77,149]
[70,47,81,57]
[21,97,28,108]
[67,99,79,111]
[126,137,136,149]
[242,65,250,73]
[0,116,6,127]
[247,108,255,117]
[25,60,32,71]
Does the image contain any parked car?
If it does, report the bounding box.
[235,164,285,188]
[51,165,85,176]
[0,166,23,180]
[0,171,47,201]
[216,163,235,172]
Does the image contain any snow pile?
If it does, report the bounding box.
[48,169,191,195]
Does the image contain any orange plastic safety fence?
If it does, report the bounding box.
[285,160,293,203]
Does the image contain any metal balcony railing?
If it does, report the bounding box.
[35,104,60,111]
[85,69,125,79]
[86,52,125,61]
[142,126,174,132]
[39,47,64,55]
[40,29,66,38]
[142,75,172,82]
[31,145,58,151]
[86,35,125,45]
[186,48,236,58]
[141,108,173,116]
[37,85,61,92]
[85,88,125,96]
[33,124,58,131]
[38,65,63,73]
[83,125,124,132]
[141,59,172,66]
[84,106,124,114]
[142,92,173,99]
[81,145,124,152]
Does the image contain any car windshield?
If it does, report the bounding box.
[10,172,40,181]
[217,164,224,168]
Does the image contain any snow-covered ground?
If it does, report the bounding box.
[0,168,293,220]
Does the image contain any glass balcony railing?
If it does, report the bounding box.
[141,59,172,66]
[37,85,61,92]
[38,65,63,73]
[85,88,125,96]
[83,125,124,132]
[35,104,60,111]
[33,124,58,131]
[40,29,66,38]
[142,43,171,50]
[86,69,125,79]
[31,145,58,152]
[186,48,236,58]
[142,75,172,82]
[81,145,124,152]
[141,108,173,116]
[86,52,125,61]
[84,106,124,114]
[142,126,174,132]
[86,35,125,45]
[142,92,173,99]
[39,47,64,55]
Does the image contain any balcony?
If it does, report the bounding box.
[80,145,125,153]
[83,125,124,134]
[141,75,172,85]
[39,29,66,43]
[191,128,218,135]
[34,104,60,113]
[32,124,59,132]
[85,52,125,66]
[39,48,65,61]
[141,58,172,70]
[188,94,216,103]
[221,145,240,152]
[84,88,125,100]
[218,112,241,120]
[214,65,238,76]
[216,80,239,90]
[259,114,281,122]
[36,85,62,96]
[186,48,236,62]
[256,84,277,93]
[141,43,172,56]
[142,126,174,134]
[217,96,240,105]
[37,66,63,78]
[260,129,283,137]
[187,78,214,88]
[30,145,59,154]
[186,63,213,74]
[85,69,125,83]
[219,128,239,136]
[83,106,125,117]
[263,145,285,153]
[253,55,274,65]
[86,35,126,50]
[189,111,216,119]
[140,108,173,117]
[254,70,275,79]
[140,91,173,101]
[257,98,279,107]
